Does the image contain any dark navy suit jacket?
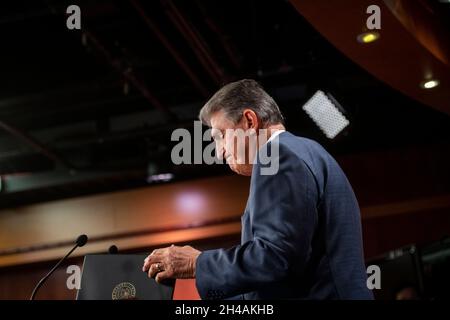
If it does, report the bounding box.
[196,132,373,300]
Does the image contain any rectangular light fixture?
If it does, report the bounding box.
[302,90,349,139]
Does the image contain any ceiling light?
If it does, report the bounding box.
[420,79,440,89]
[357,31,380,44]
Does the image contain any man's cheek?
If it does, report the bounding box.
[224,142,235,160]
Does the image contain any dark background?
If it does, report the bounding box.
[0,0,449,300]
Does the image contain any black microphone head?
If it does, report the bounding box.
[108,245,118,254]
[76,234,88,247]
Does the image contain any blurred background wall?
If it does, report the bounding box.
[0,0,449,299]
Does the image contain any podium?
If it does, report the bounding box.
[76,254,174,300]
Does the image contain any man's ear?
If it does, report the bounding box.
[242,109,259,130]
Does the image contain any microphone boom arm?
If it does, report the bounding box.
[30,235,87,300]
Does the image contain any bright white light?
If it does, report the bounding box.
[146,173,174,183]
[302,90,350,139]
[420,79,439,89]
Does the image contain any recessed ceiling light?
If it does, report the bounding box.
[357,31,380,44]
[420,79,440,89]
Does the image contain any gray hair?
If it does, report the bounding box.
[199,79,284,127]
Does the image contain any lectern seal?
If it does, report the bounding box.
[112,282,136,300]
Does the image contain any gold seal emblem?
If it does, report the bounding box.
[112,282,136,300]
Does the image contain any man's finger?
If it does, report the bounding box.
[155,270,171,284]
[142,252,163,271]
[148,263,161,278]
[142,257,149,272]
[142,257,152,272]
[146,249,163,262]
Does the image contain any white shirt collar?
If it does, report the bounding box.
[267,129,285,144]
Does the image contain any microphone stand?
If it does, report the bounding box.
[30,241,83,300]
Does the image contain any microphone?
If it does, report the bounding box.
[30,234,88,300]
[108,245,118,254]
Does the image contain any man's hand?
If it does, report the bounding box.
[142,245,201,283]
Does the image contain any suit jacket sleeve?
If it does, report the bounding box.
[195,144,319,299]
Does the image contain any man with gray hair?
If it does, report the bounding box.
[143,79,373,300]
